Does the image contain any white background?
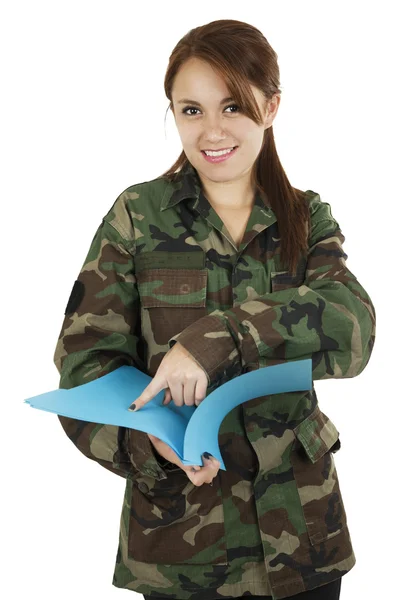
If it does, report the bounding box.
[1,1,394,598]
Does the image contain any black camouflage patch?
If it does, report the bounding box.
[64,280,85,315]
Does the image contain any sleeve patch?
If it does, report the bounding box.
[64,280,85,315]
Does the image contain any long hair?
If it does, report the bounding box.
[160,19,310,275]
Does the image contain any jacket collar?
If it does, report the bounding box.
[160,160,274,214]
[159,160,277,251]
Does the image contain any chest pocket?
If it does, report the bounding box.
[135,251,208,368]
[137,267,207,308]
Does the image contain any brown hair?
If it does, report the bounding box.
[160,18,310,275]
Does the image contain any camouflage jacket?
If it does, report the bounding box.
[53,161,376,600]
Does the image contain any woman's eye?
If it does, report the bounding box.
[182,107,199,116]
[182,104,240,116]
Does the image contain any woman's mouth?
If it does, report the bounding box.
[201,146,238,163]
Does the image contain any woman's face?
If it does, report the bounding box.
[171,57,280,188]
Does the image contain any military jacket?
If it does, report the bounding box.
[53,161,376,599]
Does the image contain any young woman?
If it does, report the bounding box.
[53,18,376,600]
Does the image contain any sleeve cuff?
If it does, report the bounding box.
[148,439,184,472]
[168,314,244,385]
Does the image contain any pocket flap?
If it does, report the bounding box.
[137,268,207,308]
[293,405,340,463]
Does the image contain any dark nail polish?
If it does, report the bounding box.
[203,452,212,459]
[129,403,136,411]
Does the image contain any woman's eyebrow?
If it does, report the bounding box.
[177,97,234,106]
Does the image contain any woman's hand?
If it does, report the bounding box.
[129,341,208,411]
[148,433,221,486]
[129,342,218,485]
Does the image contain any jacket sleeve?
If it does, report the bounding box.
[53,214,169,481]
[168,195,376,388]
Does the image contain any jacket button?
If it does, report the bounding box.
[138,481,149,493]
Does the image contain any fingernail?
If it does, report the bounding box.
[128,403,136,411]
[203,452,213,460]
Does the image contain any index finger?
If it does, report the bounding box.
[128,377,165,412]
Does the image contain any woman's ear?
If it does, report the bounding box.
[265,94,281,128]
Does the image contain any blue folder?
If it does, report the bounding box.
[25,359,312,470]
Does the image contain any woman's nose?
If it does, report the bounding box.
[202,113,227,134]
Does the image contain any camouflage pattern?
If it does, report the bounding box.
[53,161,376,599]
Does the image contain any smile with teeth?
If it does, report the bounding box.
[203,147,236,156]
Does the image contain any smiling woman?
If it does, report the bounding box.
[161,27,309,276]
[52,16,375,600]
[172,60,278,185]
